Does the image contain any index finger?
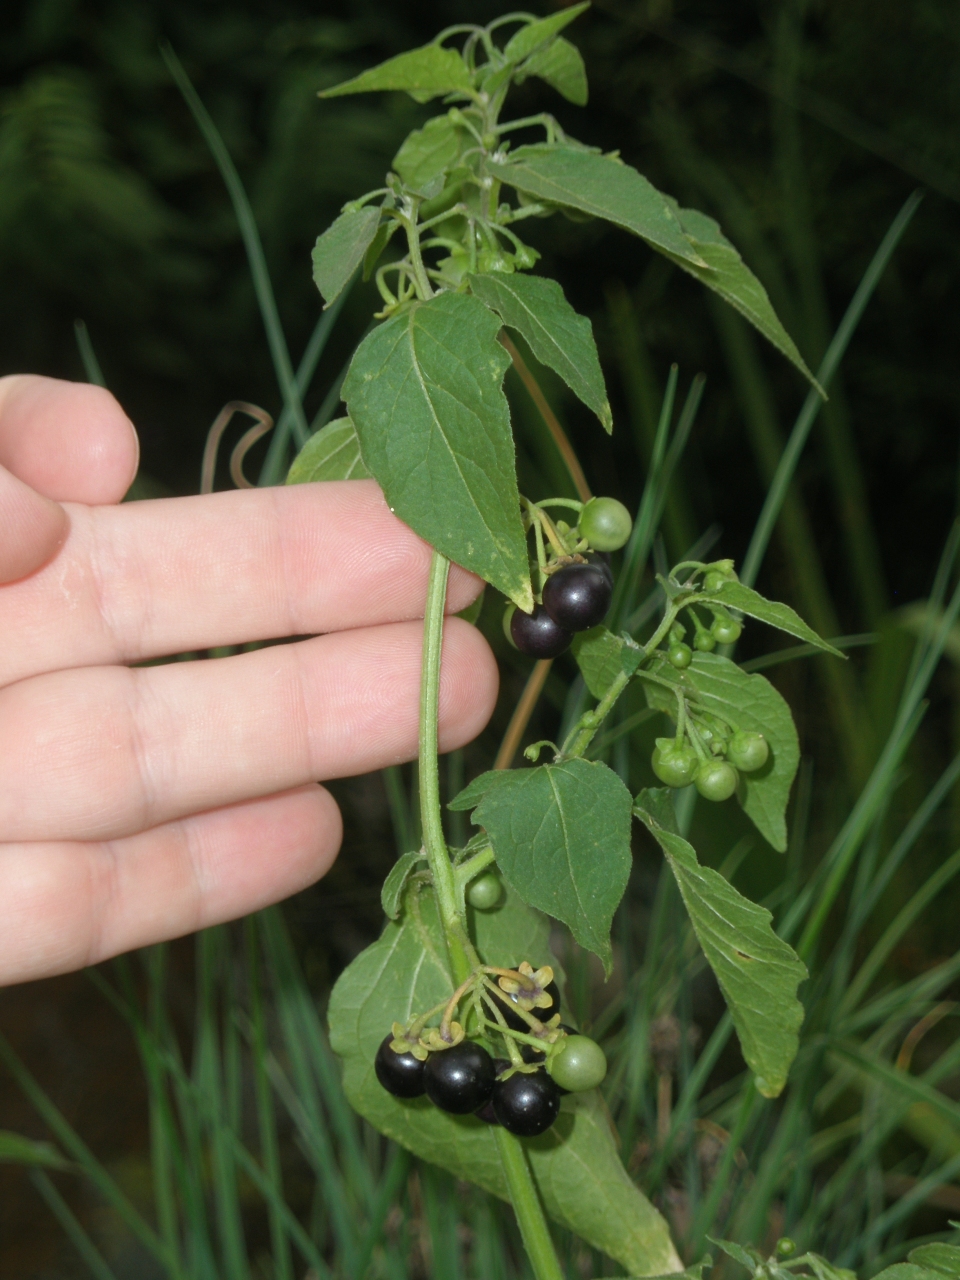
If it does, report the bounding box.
[0,480,483,686]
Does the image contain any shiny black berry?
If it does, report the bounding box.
[375,1035,426,1099]
[493,1069,562,1137]
[423,1041,495,1114]
[542,563,612,632]
[585,551,614,588]
[510,604,573,658]
[475,1059,510,1124]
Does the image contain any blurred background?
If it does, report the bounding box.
[2,1,960,1276]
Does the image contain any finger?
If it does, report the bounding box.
[0,375,139,505]
[0,617,497,842]
[0,785,340,986]
[0,481,484,687]
[0,462,69,583]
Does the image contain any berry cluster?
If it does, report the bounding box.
[651,560,769,801]
[374,962,607,1138]
[507,496,633,659]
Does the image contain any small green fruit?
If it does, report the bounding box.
[548,1035,607,1092]
[466,871,503,910]
[578,497,633,552]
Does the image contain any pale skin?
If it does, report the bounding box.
[0,375,499,987]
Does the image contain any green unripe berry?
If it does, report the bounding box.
[693,629,716,652]
[695,760,738,801]
[578,497,633,552]
[652,739,699,788]
[466,870,503,910]
[711,617,742,644]
[727,730,769,772]
[503,604,517,649]
[667,643,692,669]
[548,1035,608,1092]
[481,131,498,150]
[703,560,737,592]
[776,1239,797,1259]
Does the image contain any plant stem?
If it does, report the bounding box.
[418,552,470,982]
[501,332,592,502]
[494,659,553,770]
[494,1128,566,1280]
[419,549,566,1280]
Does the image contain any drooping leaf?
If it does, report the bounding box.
[0,1130,68,1168]
[518,37,589,106]
[640,651,800,852]
[571,626,643,699]
[468,273,611,431]
[660,201,822,393]
[452,759,633,972]
[393,114,466,192]
[285,417,371,484]
[311,206,381,307]
[488,146,707,267]
[502,4,590,63]
[319,44,474,102]
[380,851,427,920]
[635,788,807,1097]
[705,580,844,657]
[342,292,532,610]
[327,884,682,1276]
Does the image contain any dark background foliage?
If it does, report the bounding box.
[2,0,960,1273]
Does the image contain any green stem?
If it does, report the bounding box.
[560,601,684,759]
[419,549,565,1280]
[494,1129,566,1280]
[418,553,470,982]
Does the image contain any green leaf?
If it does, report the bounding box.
[380,851,426,920]
[635,788,807,1097]
[518,38,589,106]
[363,220,396,281]
[311,206,381,308]
[449,769,517,813]
[393,114,465,192]
[572,626,643,698]
[0,1130,68,1168]
[467,273,611,431]
[327,883,682,1277]
[488,146,708,267]
[502,5,590,62]
[458,759,634,972]
[640,651,800,851]
[707,580,844,657]
[285,417,371,484]
[660,201,821,393]
[909,1246,960,1278]
[319,44,474,102]
[873,1268,944,1280]
[342,292,532,611]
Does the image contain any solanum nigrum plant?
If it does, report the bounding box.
[285,9,844,1277]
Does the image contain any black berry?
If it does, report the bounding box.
[423,1041,495,1114]
[475,1059,510,1123]
[510,604,572,658]
[542,563,612,632]
[375,1035,427,1099]
[493,1069,562,1137]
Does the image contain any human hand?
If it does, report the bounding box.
[0,376,497,986]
